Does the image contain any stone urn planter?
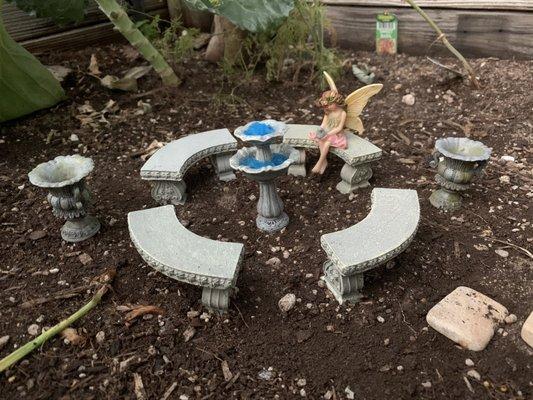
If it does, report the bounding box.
[230,120,299,232]
[28,155,100,242]
[429,137,491,211]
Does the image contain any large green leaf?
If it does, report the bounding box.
[0,11,65,122]
[7,0,88,25]
[183,0,295,32]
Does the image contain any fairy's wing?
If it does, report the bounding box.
[345,83,383,133]
[323,71,338,92]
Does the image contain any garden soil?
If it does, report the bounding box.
[0,45,531,399]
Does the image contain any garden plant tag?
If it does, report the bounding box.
[376,12,398,55]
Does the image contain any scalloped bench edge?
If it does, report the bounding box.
[140,129,238,205]
[128,205,244,313]
[283,124,383,194]
[321,188,420,304]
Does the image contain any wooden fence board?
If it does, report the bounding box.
[327,6,533,58]
[3,0,166,42]
[322,1,533,11]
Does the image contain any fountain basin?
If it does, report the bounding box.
[230,144,299,177]
[234,119,288,146]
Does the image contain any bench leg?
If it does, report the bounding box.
[150,180,187,205]
[322,260,364,305]
[287,149,306,177]
[202,287,231,314]
[336,163,373,194]
[211,153,236,182]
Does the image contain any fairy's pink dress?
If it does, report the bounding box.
[309,115,347,149]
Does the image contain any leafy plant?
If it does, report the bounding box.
[136,16,200,62]
[183,0,295,33]
[219,0,341,84]
[0,0,65,122]
[6,0,180,86]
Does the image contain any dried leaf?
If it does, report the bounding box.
[124,305,165,323]
[99,66,152,92]
[133,373,147,400]
[46,65,72,82]
[221,360,233,381]
[100,75,137,91]
[183,326,196,342]
[61,328,85,345]
[88,54,101,75]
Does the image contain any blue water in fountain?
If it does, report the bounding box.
[243,121,274,136]
[240,153,288,169]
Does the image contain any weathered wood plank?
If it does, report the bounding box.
[322,0,533,11]
[327,6,533,59]
[18,7,168,54]
[3,0,165,42]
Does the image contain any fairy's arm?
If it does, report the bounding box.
[326,111,347,136]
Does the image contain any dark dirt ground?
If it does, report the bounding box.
[0,45,532,400]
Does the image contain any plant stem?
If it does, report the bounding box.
[0,286,109,372]
[95,0,180,86]
[403,0,480,88]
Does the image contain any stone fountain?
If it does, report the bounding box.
[28,155,100,242]
[429,137,491,211]
[230,120,299,232]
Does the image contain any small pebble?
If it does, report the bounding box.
[402,93,415,106]
[27,324,40,336]
[467,369,481,381]
[266,257,281,267]
[296,378,306,387]
[421,381,432,388]
[465,358,475,367]
[504,314,517,324]
[495,249,509,258]
[278,293,296,313]
[377,316,385,323]
[95,331,105,343]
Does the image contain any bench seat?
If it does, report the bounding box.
[128,205,244,313]
[141,129,238,205]
[321,188,420,304]
[283,124,383,194]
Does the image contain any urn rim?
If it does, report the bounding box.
[28,155,94,188]
[435,137,492,162]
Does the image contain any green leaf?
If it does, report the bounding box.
[183,0,295,32]
[7,0,88,25]
[0,12,65,123]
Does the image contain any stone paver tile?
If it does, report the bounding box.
[426,286,508,351]
[521,311,533,348]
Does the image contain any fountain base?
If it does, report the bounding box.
[61,215,100,242]
[257,212,289,233]
[429,188,462,211]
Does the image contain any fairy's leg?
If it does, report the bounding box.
[316,141,331,174]
[312,141,330,174]
[311,140,327,173]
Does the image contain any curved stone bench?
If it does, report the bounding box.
[141,129,237,205]
[321,188,420,304]
[128,205,244,313]
[283,124,382,194]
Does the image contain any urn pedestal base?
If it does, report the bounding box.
[429,188,462,211]
[61,215,100,242]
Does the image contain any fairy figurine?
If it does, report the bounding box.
[309,71,383,174]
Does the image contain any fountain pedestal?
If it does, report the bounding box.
[230,120,298,233]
